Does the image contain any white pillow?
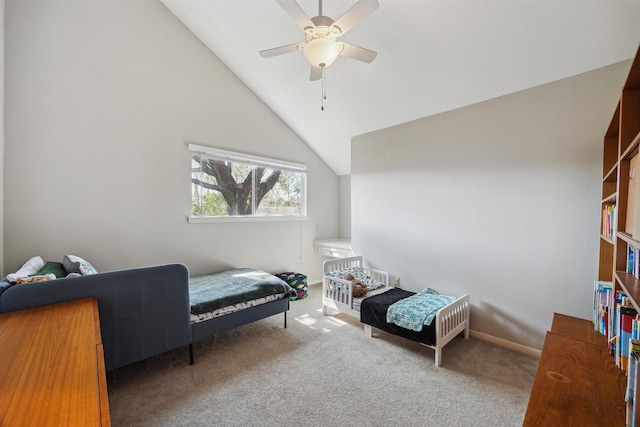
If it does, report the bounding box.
[63,255,98,275]
[6,256,45,283]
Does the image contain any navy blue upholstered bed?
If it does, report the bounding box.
[0,260,296,368]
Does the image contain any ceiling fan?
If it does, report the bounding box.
[259,0,379,82]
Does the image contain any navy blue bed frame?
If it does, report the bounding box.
[189,297,290,364]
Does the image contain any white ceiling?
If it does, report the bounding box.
[162,0,640,175]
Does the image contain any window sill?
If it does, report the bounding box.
[187,216,308,224]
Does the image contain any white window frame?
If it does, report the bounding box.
[188,144,307,223]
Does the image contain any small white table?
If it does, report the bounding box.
[313,239,353,258]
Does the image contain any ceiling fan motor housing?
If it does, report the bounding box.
[302,15,343,68]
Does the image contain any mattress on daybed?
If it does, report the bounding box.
[360,288,437,346]
[190,293,287,324]
[189,268,295,322]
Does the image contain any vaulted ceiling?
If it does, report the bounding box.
[162,0,640,175]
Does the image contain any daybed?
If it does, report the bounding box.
[322,256,470,367]
[188,267,296,362]
[0,258,295,371]
[0,263,192,371]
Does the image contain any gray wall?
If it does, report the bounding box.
[4,0,338,281]
[338,175,351,239]
[352,62,630,350]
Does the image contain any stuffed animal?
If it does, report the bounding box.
[344,273,368,298]
[15,273,56,285]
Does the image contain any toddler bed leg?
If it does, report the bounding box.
[284,312,287,328]
[364,324,372,338]
[189,343,194,365]
[435,347,442,367]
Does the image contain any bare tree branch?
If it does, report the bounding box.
[191,178,221,192]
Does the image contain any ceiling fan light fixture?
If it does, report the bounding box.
[303,36,341,68]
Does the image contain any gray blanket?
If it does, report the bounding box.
[189,268,295,315]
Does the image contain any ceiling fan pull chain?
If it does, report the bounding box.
[321,68,326,111]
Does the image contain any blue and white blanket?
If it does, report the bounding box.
[189,268,295,315]
[386,288,456,332]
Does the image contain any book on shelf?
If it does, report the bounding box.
[620,306,638,370]
[594,280,613,336]
[627,338,640,427]
[603,204,617,239]
[627,243,640,279]
[610,291,626,349]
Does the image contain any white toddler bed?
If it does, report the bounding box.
[322,256,470,367]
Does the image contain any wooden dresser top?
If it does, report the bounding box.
[0,298,110,426]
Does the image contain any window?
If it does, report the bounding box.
[189,144,306,221]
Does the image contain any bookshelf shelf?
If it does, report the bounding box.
[615,271,640,313]
[602,193,616,204]
[617,231,639,246]
[601,235,615,245]
[604,164,618,182]
[621,129,640,162]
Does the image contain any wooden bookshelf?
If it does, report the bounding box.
[611,46,640,318]
[524,44,640,426]
[593,43,640,425]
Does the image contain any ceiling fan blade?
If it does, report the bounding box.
[259,43,302,58]
[275,0,315,31]
[333,0,379,35]
[310,66,322,81]
[339,42,377,63]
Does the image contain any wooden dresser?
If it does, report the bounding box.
[523,313,626,426]
[0,298,110,426]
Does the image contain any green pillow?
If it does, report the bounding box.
[33,261,67,278]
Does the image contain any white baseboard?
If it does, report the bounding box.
[470,330,541,358]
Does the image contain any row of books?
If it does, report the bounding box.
[603,204,617,239]
[594,281,640,426]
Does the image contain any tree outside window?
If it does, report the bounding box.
[190,147,306,218]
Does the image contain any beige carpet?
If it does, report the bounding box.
[107,284,539,426]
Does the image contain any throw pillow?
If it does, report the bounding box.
[33,261,67,279]
[63,255,98,276]
[6,256,45,283]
